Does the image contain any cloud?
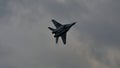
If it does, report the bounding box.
[0,0,120,68]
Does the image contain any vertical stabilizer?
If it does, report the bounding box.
[56,37,59,44]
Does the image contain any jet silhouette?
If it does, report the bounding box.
[48,19,76,44]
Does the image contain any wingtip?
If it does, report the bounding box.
[51,19,55,21]
[63,41,66,45]
[63,42,66,45]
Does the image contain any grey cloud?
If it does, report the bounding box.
[0,0,9,17]
[0,0,120,68]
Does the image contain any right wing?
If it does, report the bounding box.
[61,32,67,44]
[52,19,62,28]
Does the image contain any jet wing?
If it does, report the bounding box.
[52,19,62,28]
[61,33,67,44]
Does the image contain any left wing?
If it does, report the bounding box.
[61,33,67,44]
[51,19,62,28]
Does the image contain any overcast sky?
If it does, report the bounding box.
[0,0,120,68]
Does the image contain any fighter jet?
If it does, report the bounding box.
[48,19,76,44]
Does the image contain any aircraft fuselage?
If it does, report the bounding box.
[54,25,71,37]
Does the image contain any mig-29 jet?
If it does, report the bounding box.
[48,19,76,44]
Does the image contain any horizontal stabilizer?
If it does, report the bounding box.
[48,27,55,31]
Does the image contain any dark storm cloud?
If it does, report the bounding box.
[0,0,120,68]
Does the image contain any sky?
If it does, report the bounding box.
[0,0,120,68]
